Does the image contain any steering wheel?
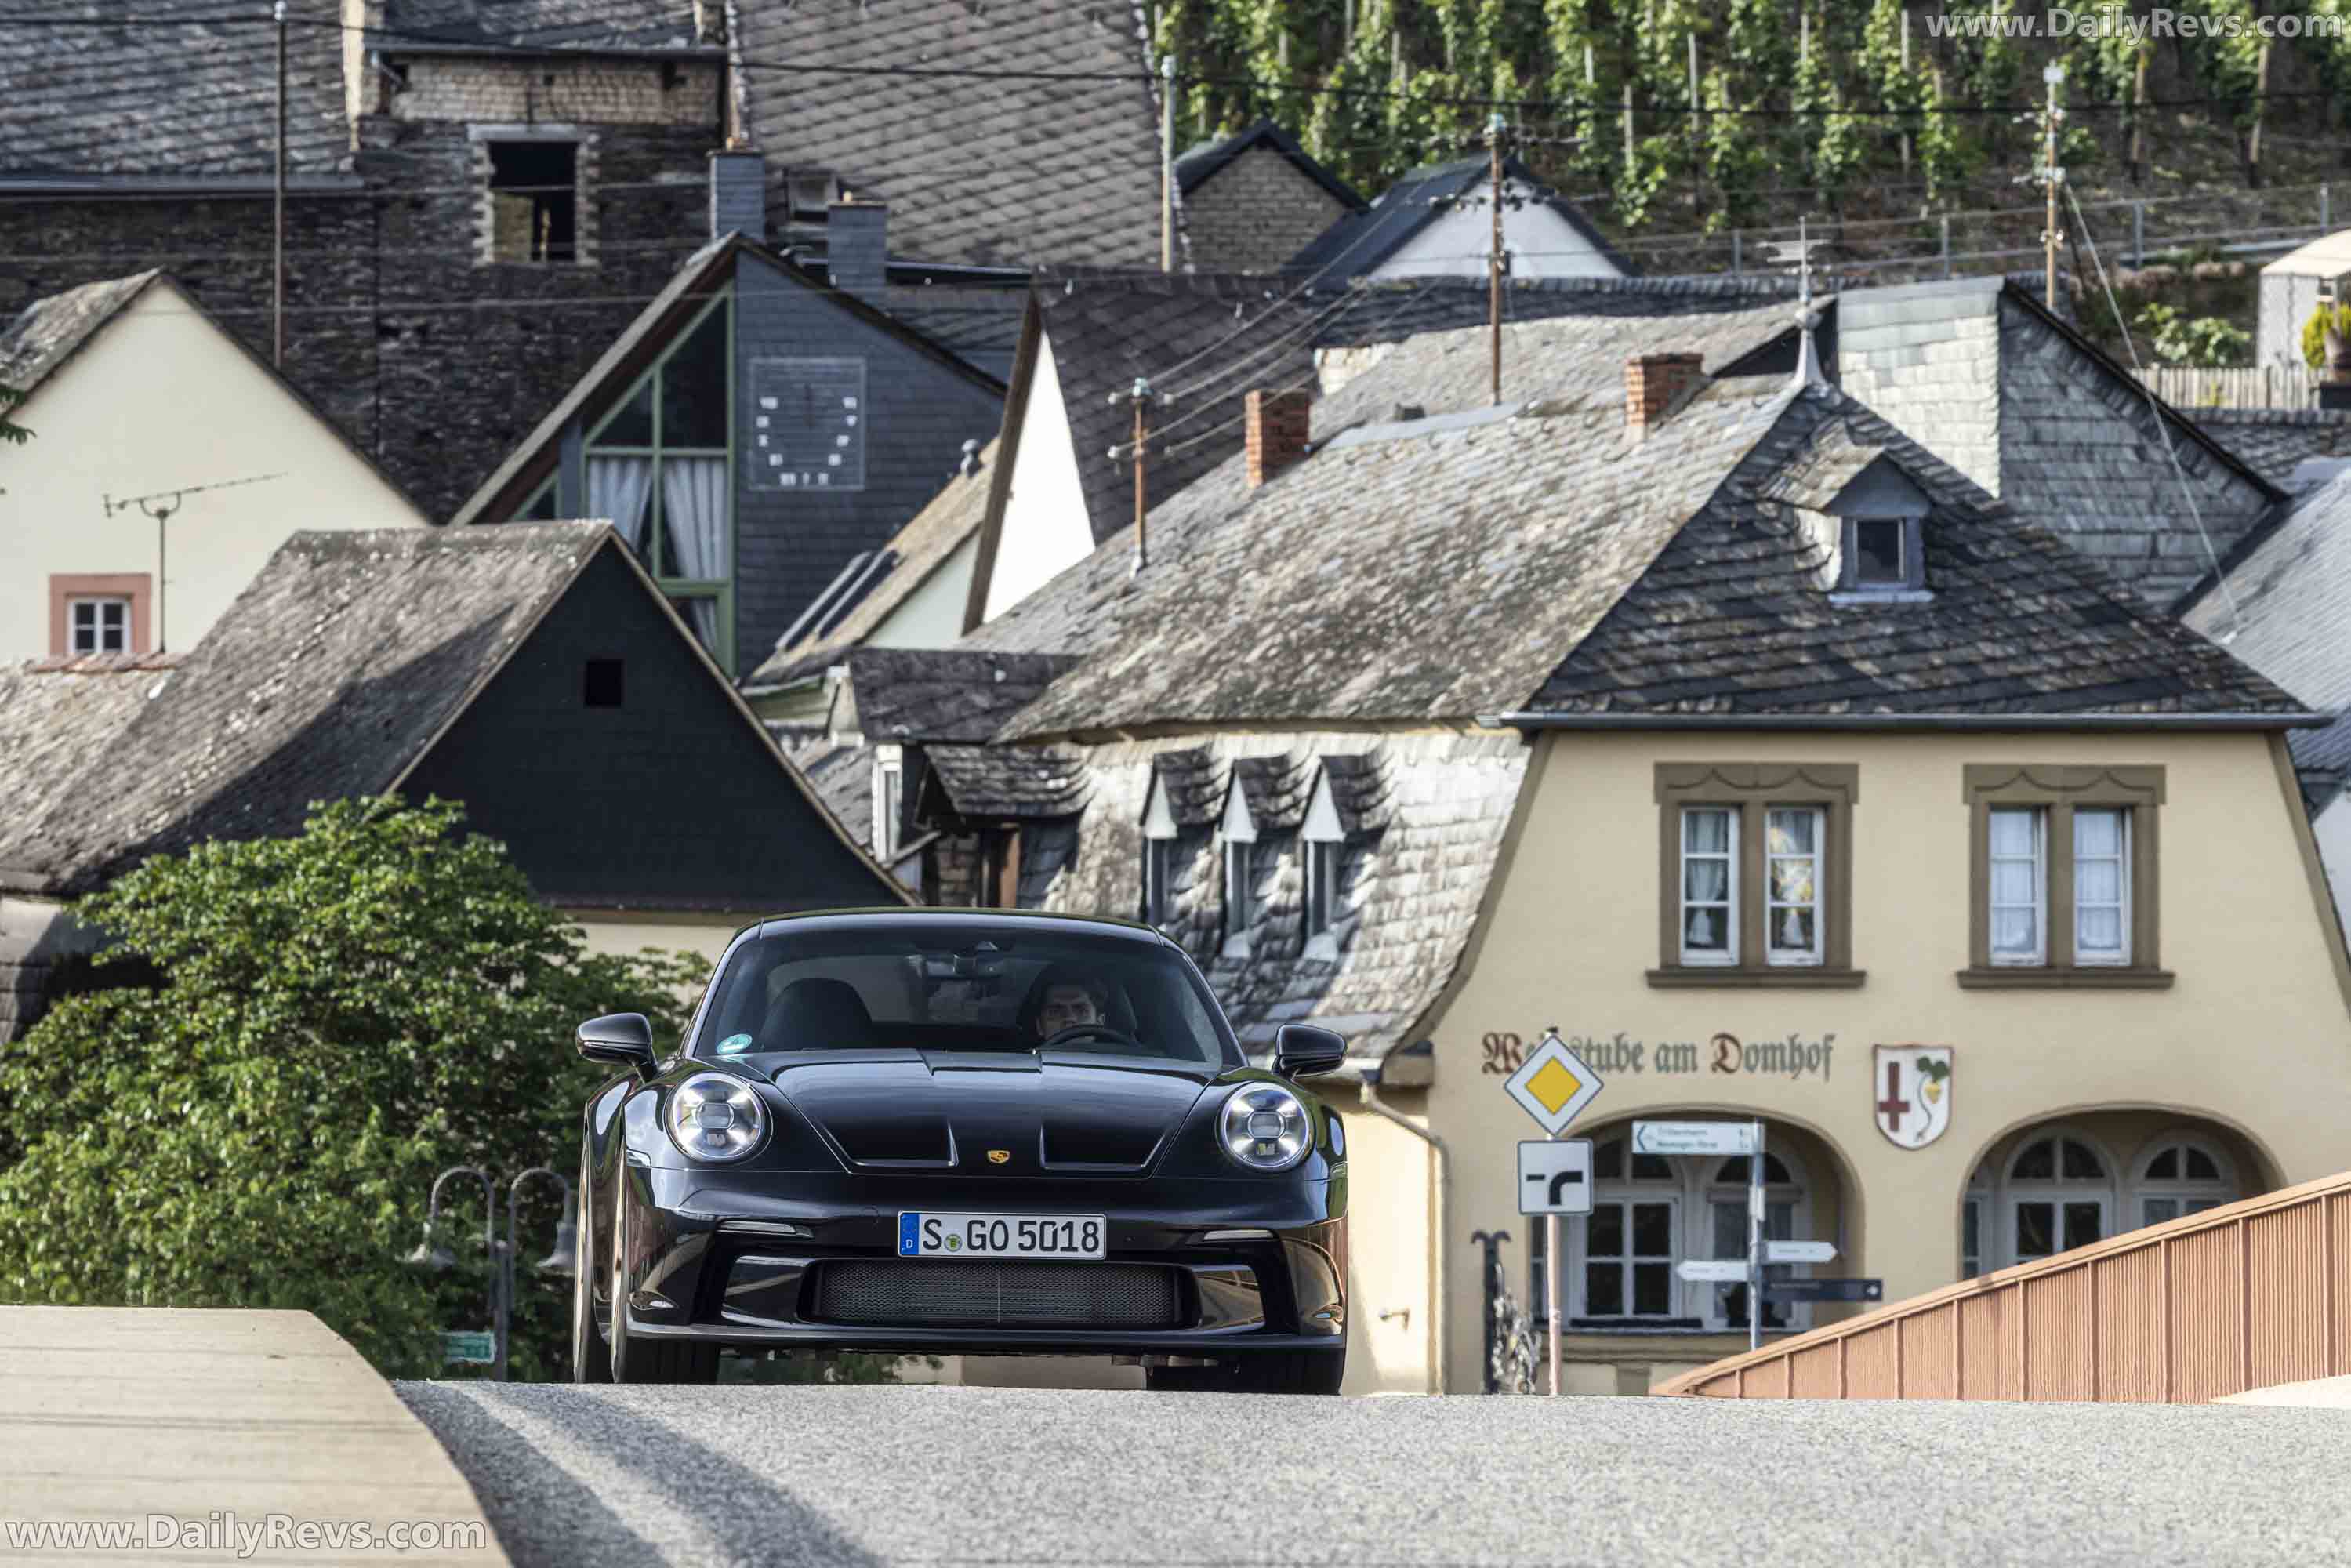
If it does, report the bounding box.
[1038,1023,1141,1051]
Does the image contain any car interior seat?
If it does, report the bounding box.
[760,977,876,1050]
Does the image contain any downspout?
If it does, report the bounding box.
[1358,1055,1449,1395]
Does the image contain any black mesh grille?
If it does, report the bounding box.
[811,1261,1185,1329]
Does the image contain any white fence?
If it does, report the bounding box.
[2131,365,2321,410]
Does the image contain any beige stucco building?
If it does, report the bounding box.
[0,272,428,662]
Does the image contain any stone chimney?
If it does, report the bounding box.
[1245,388,1312,488]
[826,199,888,301]
[708,145,766,241]
[1625,352,1705,438]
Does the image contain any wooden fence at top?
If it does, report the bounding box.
[2132,365,2322,411]
[1656,1170,2351,1402]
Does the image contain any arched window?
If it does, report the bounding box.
[2135,1136,2237,1227]
[1961,1163,1992,1278]
[1532,1133,1817,1334]
[2005,1131,2113,1265]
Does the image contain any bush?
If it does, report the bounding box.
[0,798,704,1379]
[2302,302,2351,370]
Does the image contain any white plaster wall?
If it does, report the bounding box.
[1373,187,1624,281]
[981,339,1097,622]
[0,281,427,659]
[2309,789,2351,938]
[866,534,978,649]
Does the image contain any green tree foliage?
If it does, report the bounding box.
[0,383,28,446]
[2300,299,2351,368]
[0,799,705,1379]
[2137,299,2251,365]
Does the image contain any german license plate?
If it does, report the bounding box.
[898,1212,1106,1260]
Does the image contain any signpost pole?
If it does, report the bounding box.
[1748,1120,1766,1354]
[1547,1128,1562,1397]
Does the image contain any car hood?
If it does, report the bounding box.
[757,1051,1219,1175]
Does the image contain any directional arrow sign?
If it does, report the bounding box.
[1502,1034,1604,1136]
[1763,1278,1885,1305]
[1675,1259,1751,1283]
[1765,1240,1838,1265]
[1631,1120,1757,1157]
[1518,1139,1594,1216]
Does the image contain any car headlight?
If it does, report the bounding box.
[666,1073,767,1163]
[1219,1083,1312,1172]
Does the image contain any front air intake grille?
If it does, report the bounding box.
[810,1261,1185,1330]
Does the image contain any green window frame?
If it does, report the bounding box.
[581,289,737,673]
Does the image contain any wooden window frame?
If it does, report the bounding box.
[1960,764,2170,989]
[1650,763,1862,989]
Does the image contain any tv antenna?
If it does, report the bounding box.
[102,471,286,652]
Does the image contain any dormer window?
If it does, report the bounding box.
[1301,766,1348,962]
[1218,774,1258,960]
[1852,518,1907,586]
[1141,769,1179,928]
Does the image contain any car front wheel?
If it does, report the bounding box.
[571,1152,611,1384]
[605,1169,720,1385]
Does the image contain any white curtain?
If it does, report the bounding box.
[662,456,729,649]
[585,455,653,554]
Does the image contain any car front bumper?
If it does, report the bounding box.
[613,1165,1346,1359]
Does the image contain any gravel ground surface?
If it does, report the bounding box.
[397,1381,2351,1568]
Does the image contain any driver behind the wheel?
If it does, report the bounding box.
[1033,973,1109,1040]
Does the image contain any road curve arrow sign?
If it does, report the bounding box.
[1502,1034,1605,1135]
[1518,1139,1595,1216]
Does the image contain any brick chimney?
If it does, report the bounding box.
[708,145,766,241]
[1245,388,1312,487]
[826,199,888,301]
[1624,352,1705,438]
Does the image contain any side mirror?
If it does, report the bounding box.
[1274,1023,1347,1080]
[577,1012,657,1075]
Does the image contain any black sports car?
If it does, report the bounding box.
[571,909,1350,1392]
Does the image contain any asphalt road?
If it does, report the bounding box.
[397,1381,2351,1568]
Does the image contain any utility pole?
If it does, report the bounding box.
[274,0,288,366]
[1118,378,1153,573]
[1488,112,1505,407]
[2043,63,2066,312]
[1160,53,1177,274]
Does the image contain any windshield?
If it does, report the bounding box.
[691,923,1239,1069]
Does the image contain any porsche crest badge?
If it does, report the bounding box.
[986,1149,1012,1165]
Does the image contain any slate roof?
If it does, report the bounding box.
[1176,121,1365,211]
[746,444,1001,689]
[923,744,1090,821]
[0,657,184,882]
[1228,753,1308,833]
[2189,408,2351,490]
[0,526,600,895]
[978,318,2306,739]
[378,0,712,53]
[1025,270,1806,555]
[0,0,354,181]
[2181,470,2351,775]
[1286,154,1631,279]
[0,273,159,394]
[736,0,1168,269]
[843,648,1081,745]
[785,736,877,853]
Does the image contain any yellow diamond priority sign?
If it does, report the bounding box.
[1503,1032,1605,1135]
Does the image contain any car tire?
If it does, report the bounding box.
[571,1153,611,1385]
[605,1170,720,1385]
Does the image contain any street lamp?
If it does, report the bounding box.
[404,1163,574,1381]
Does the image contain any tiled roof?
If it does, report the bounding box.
[737,0,1167,269]
[0,273,158,395]
[843,648,1080,744]
[1149,746,1224,829]
[746,445,1002,688]
[1175,121,1365,210]
[0,525,603,895]
[1029,270,1805,554]
[379,0,712,53]
[785,736,877,854]
[0,0,354,180]
[924,743,1090,820]
[2188,408,2351,490]
[2181,470,2351,774]
[1228,753,1308,833]
[0,656,183,889]
[978,317,2304,737]
[1286,154,1631,278]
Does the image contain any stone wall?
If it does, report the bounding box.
[390,56,720,127]
[0,59,723,522]
[1183,147,1350,275]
